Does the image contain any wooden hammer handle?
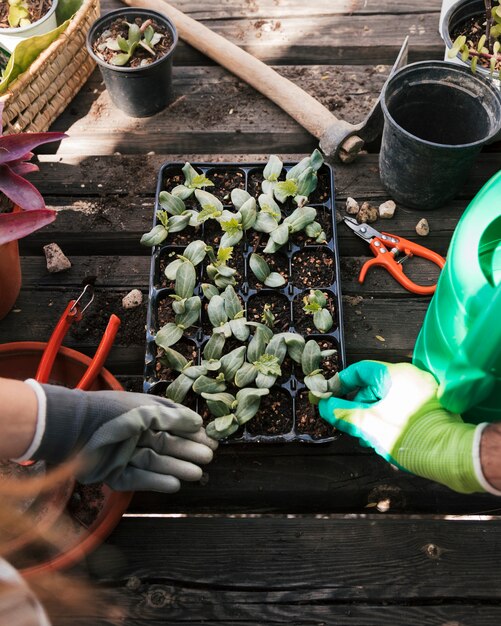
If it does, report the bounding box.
[121,0,347,141]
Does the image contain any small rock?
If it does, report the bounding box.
[122,289,143,309]
[345,197,359,215]
[416,218,430,236]
[357,201,378,224]
[335,209,343,224]
[43,243,71,273]
[378,199,396,219]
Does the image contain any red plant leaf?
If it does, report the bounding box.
[0,209,56,245]
[0,132,66,164]
[0,164,46,210]
[9,162,39,176]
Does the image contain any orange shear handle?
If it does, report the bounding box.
[359,235,446,296]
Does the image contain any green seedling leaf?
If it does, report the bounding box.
[235,388,269,424]
[181,163,200,186]
[254,353,281,377]
[274,179,298,203]
[159,191,186,215]
[302,340,321,376]
[263,238,282,254]
[286,206,317,233]
[271,222,289,246]
[229,317,250,341]
[220,346,247,381]
[286,156,310,181]
[255,372,277,389]
[264,272,286,288]
[247,324,273,362]
[239,197,257,230]
[249,253,270,283]
[258,193,282,220]
[327,374,342,394]
[296,167,317,198]
[164,258,183,281]
[310,149,324,171]
[202,283,220,300]
[155,323,184,349]
[204,332,226,361]
[220,217,243,248]
[183,365,208,380]
[263,154,283,181]
[234,362,258,388]
[195,189,223,217]
[202,359,222,372]
[214,273,237,289]
[165,373,193,404]
[254,211,279,233]
[181,240,207,266]
[192,375,227,395]
[159,347,189,372]
[171,297,187,316]
[213,321,232,338]
[110,52,132,66]
[171,184,194,200]
[208,295,229,328]
[206,416,239,440]
[202,392,236,418]
[280,333,305,363]
[305,221,325,242]
[175,260,196,299]
[140,224,168,247]
[222,285,243,320]
[231,188,252,210]
[313,308,334,333]
[304,373,328,393]
[175,296,201,329]
[266,335,287,363]
[169,214,191,233]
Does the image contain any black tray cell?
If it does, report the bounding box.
[308,165,331,205]
[292,289,337,335]
[247,291,292,333]
[153,337,199,383]
[246,387,293,437]
[294,390,337,440]
[205,167,246,204]
[247,251,290,290]
[291,247,336,289]
[293,205,333,245]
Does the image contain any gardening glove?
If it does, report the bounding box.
[318,361,495,494]
[16,380,218,493]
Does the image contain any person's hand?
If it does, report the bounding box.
[318,361,490,494]
[21,381,218,493]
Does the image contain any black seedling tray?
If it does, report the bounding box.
[144,161,346,443]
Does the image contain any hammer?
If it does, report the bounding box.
[122,0,408,163]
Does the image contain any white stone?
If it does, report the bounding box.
[122,289,143,309]
[345,197,359,215]
[378,200,396,219]
[43,243,71,273]
[416,218,430,236]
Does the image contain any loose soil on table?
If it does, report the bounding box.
[155,338,198,381]
[293,290,336,334]
[291,248,335,288]
[295,390,337,440]
[206,168,245,203]
[0,0,52,27]
[248,252,289,289]
[247,292,291,332]
[246,388,293,436]
[69,291,146,346]
[92,17,173,68]
[451,14,501,73]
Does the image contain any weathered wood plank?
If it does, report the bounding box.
[92,517,501,600]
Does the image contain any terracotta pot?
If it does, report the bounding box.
[0,238,21,321]
[0,342,133,576]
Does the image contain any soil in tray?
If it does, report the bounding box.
[246,387,293,436]
[291,248,335,289]
[155,295,199,333]
[295,337,340,383]
[0,0,52,27]
[92,17,174,68]
[247,292,291,333]
[295,390,337,440]
[158,247,204,289]
[293,206,333,245]
[69,291,146,346]
[292,290,337,335]
[308,167,331,204]
[154,338,198,381]
[247,251,289,289]
[206,168,245,203]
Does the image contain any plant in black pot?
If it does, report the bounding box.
[86,7,178,118]
[444,0,501,78]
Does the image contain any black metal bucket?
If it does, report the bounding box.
[379,61,501,210]
[86,8,178,118]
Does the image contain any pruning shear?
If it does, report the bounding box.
[343,216,446,295]
[19,284,121,466]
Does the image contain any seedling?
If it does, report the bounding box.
[249,253,286,288]
[140,209,191,247]
[172,163,214,200]
[301,340,339,404]
[204,388,270,439]
[104,19,165,67]
[8,0,30,27]
[261,304,276,329]
[263,205,317,253]
[272,149,324,206]
[302,290,334,333]
[206,246,238,289]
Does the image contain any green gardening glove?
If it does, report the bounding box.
[318,361,489,494]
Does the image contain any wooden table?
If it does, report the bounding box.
[3,0,501,623]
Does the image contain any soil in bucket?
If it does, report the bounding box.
[0,1,53,27]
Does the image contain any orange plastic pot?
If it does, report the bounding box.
[0,342,133,577]
[0,239,21,321]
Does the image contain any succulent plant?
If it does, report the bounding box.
[302,290,334,333]
[206,285,250,341]
[158,190,201,226]
[273,149,324,206]
[233,323,285,389]
[204,387,270,440]
[301,340,339,404]
[249,253,286,288]
[206,246,238,289]
[8,0,30,27]
[103,19,165,67]
[172,163,214,200]
[140,209,191,247]
[263,205,317,254]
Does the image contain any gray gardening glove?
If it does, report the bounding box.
[23,379,217,493]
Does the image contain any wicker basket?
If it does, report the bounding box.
[0,0,100,134]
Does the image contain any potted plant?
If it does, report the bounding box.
[142,153,346,442]
[444,0,501,78]
[86,7,178,118]
[0,0,59,53]
[0,109,65,320]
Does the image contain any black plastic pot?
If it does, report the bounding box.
[86,8,178,118]
[379,61,501,210]
[442,0,492,80]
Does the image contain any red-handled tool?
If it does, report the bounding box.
[343,216,446,295]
